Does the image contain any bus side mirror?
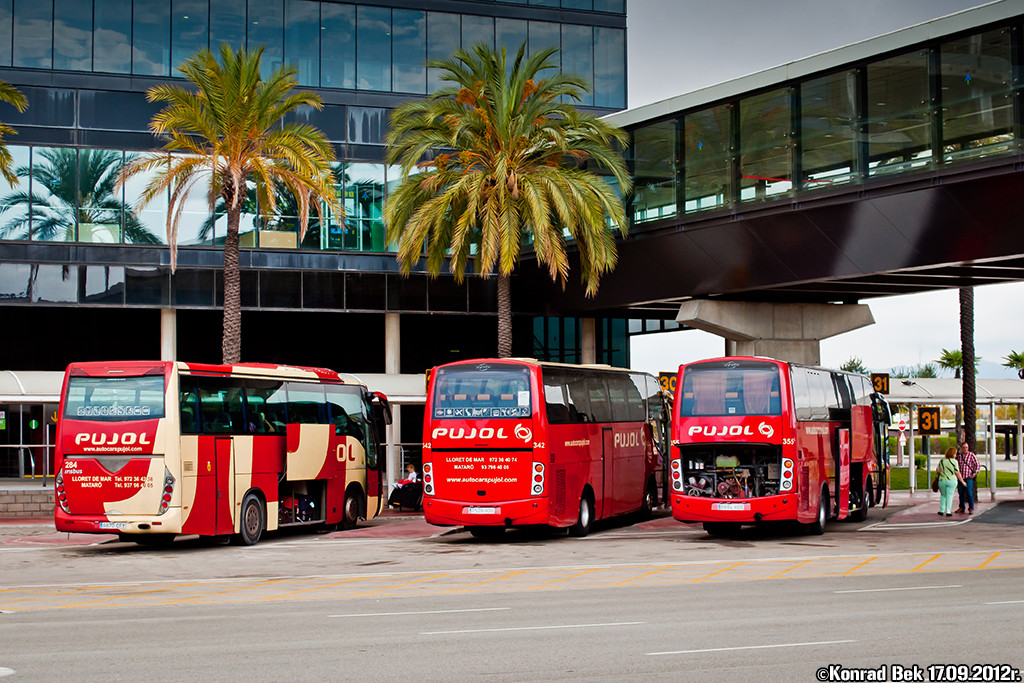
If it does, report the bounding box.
[371,391,392,426]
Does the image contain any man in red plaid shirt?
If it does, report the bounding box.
[955,441,979,514]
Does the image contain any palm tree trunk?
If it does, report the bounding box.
[960,286,976,450]
[497,272,512,358]
[222,204,242,365]
[954,368,963,444]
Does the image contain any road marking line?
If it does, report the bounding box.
[834,584,960,594]
[444,570,526,594]
[612,565,673,586]
[528,568,600,590]
[766,559,813,579]
[351,573,444,597]
[911,554,941,571]
[984,599,1024,605]
[692,562,744,582]
[330,607,511,618]
[842,557,877,574]
[646,639,856,656]
[422,621,644,635]
[978,551,1001,568]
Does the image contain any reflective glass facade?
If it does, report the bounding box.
[0,0,626,103]
[627,19,1022,229]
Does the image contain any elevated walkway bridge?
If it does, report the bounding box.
[522,1,1024,363]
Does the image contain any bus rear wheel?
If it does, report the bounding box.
[233,492,264,546]
[340,488,361,530]
[806,488,829,535]
[848,478,870,522]
[568,495,593,537]
[640,479,657,519]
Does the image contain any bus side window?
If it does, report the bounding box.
[564,372,592,423]
[179,377,200,434]
[285,382,327,424]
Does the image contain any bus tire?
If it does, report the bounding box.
[568,494,593,537]
[640,478,657,519]
[806,488,828,535]
[849,478,870,522]
[468,526,504,540]
[234,492,264,546]
[340,486,362,530]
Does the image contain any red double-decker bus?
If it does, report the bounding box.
[55,361,391,545]
[669,357,890,535]
[422,359,670,538]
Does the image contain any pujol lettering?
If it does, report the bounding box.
[75,432,153,447]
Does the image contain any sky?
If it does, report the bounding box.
[624,0,1024,379]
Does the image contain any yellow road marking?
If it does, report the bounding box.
[5,551,1024,612]
[692,562,744,582]
[611,565,673,586]
[978,551,1001,568]
[842,557,876,574]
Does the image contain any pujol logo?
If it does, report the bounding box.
[75,432,152,447]
[758,421,774,438]
[431,424,532,441]
[514,424,532,442]
[687,422,775,438]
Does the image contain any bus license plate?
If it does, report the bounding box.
[99,521,127,530]
[712,503,750,511]
[462,507,499,515]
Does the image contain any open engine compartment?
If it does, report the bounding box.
[678,444,783,499]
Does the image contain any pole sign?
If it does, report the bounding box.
[870,372,890,395]
[897,418,907,432]
[658,372,677,394]
[917,406,941,435]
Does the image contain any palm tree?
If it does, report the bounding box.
[384,43,630,358]
[840,356,867,374]
[0,148,159,244]
[119,45,340,364]
[936,347,981,441]
[960,287,976,450]
[0,80,28,185]
[1003,350,1024,380]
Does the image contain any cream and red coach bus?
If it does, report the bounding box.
[55,361,391,545]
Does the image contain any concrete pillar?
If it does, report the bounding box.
[676,300,874,365]
[1016,404,1022,491]
[581,318,596,365]
[160,309,177,361]
[989,402,997,498]
[385,313,401,492]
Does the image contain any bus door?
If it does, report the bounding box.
[601,426,614,518]
[199,437,234,535]
[366,392,391,519]
[836,429,850,519]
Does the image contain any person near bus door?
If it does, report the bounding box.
[955,441,979,515]
[937,447,966,517]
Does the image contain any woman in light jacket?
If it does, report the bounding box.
[937,447,966,517]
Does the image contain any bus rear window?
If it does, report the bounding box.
[432,364,532,419]
[680,362,781,417]
[64,375,166,421]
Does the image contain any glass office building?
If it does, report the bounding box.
[0,0,629,377]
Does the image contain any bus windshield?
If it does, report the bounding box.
[679,361,782,417]
[63,375,166,421]
[432,363,532,419]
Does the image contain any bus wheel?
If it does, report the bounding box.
[468,526,504,540]
[568,495,593,537]
[640,479,657,519]
[234,492,264,546]
[340,488,361,530]
[849,478,870,523]
[806,489,828,535]
[702,522,741,537]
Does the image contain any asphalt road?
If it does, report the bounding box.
[2,503,1023,682]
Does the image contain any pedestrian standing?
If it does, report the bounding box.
[955,441,979,515]
[937,447,966,517]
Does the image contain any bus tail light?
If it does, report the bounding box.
[670,457,683,492]
[423,462,433,496]
[531,462,544,496]
[780,457,794,492]
[55,469,70,514]
[158,468,175,515]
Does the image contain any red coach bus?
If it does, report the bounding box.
[669,357,890,535]
[422,359,670,538]
[55,361,391,545]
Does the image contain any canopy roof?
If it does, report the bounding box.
[0,371,64,403]
[884,377,1024,405]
